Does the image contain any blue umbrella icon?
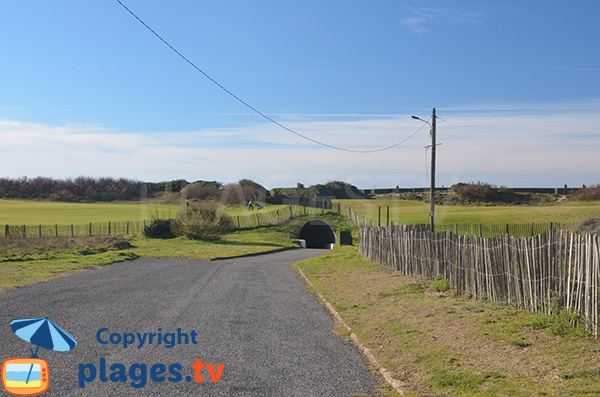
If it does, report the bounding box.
[10,317,77,384]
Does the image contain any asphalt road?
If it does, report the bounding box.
[0,249,378,396]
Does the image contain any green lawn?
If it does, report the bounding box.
[0,199,294,226]
[336,198,600,226]
[0,199,180,225]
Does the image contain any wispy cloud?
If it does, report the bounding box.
[0,100,598,188]
[400,6,487,35]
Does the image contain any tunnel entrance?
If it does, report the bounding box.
[299,219,337,249]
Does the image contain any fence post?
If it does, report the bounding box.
[5,225,8,237]
[256,213,260,227]
[277,210,280,224]
[237,216,240,229]
[89,222,92,236]
[289,205,293,218]
[55,224,58,237]
[478,223,482,238]
[531,222,534,237]
[387,206,390,227]
[338,202,341,214]
[21,225,26,239]
[108,221,111,235]
[39,225,42,238]
[127,221,130,235]
[71,224,74,237]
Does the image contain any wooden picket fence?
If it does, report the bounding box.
[359,226,600,336]
[233,204,331,229]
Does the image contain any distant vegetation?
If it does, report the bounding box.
[444,182,555,205]
[568,184,600,201]
[0,176,140,202]
[1,176,597,207]
[0,176,364,204]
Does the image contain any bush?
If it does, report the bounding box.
[568,217,600,235]
[431,278,450,292]
[143,218,176,239]
[176,203,235,241]
[569,184,600,201]
[451,182,495,202]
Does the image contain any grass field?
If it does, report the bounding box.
[0,199,292,226]
[336,198,600,226]
[0,199,181,225]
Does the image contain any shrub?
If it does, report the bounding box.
[569,217,600,235]
[451,182,495,202]
[569,184,600,201]
[143,218,176,239]
[177,203,234,241]
[431,278,451,292]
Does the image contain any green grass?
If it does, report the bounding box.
[295,245,600,395]
[0,199,295,226]
[335,198,600,226]
[0,226,300,292]
[218,203,291,217]
[0,199,180,225]
[129,228,298,260]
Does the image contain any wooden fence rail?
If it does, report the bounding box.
[359,226,600,336]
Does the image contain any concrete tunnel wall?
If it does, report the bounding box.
[298,219,337,249]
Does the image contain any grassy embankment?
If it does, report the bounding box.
[296,245,600,396]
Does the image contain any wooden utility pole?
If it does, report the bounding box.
[430,108,436,233]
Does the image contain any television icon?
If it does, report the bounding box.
[1,358,49,396]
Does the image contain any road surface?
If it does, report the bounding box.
[0,249,378,396]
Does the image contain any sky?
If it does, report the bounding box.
[1,0,599,189]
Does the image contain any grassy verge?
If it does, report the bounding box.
[0,236,139,290]
[0,226,299,292]
[128,228,298,260]
[295,245,600,396]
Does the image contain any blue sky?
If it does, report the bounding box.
[1,0,598,189]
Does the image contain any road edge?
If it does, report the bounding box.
[295,266,406,396]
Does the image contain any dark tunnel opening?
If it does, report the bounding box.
[298,219,337,249]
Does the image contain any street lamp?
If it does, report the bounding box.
[411,109,437,233]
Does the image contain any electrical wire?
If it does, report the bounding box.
[116,0,427,153]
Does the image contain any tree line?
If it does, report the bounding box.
[0,176,140,202]
[0,177,365,204]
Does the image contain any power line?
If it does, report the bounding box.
[116,0,425,153]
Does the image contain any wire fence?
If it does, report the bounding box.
[3,221,147,238]
[338,203,560,238]
[1,204,336,238]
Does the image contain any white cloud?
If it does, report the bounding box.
[0,101,598,188]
